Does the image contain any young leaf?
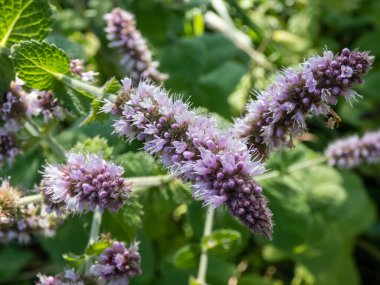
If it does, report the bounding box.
[0,0,53,48]
[11,40,70,90]
[81,77,121,124]
[173,244,200,269]
[201,229,242,256]
[0,50,14,94]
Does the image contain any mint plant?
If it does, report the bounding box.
[0,1,378,285]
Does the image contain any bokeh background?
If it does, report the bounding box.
[1,0,380,284]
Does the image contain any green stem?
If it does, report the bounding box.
[59,74,103,99]
[16,175,175,207]
[16,194,43,206]
[197,206,215,285]
[85,208,103,274]
[129,175,176,191]
[24,117,66,160]
[45,135,66,161]
[24,120,40,137]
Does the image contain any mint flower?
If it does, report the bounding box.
[235,48,374,159]
[0,128,19,167]
[326,130,380,168]
[41,153,131,213]
[104,8,168,82]
[36,269,85,285]
[106,78,273,238]
[0,202,59,244]
[90,241,142,285]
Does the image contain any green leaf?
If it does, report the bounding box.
[103,77,122,94]
[82,77,120,124]
[115,152,162,177]
[188,276,203,285]
[201,229,242,256]
[62,252,86,267]
[85,240,112,256]
[0,0,53,48]
[0,50,14,94]
[172,244,200,269]
[0,247,33,282]
[102,197,144,242]
[11,40,70,90]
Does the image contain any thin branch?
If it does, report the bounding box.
[197,206,215,285]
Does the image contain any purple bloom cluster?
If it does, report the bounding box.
[91,241,142,285]
[104,8,168,82]
[105,78,273,238]
[36,269,85,285]
[0,128,19,167]
[0,200,58,244]
[25,90,65,122]
[326,129,380,168]
[1,81,27,131]
[1,81,64,129]
[70,59,98,82]
[0,180,21,225]
[235,48,374,159]
[41,153,131,213]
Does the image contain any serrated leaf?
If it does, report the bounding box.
[0,50,14,94]
[85,240,112,256]
[115,152,162,177]
[173,244,200,269]
[201,229,241,255]
[0,0,53,48]
[62,252,86,267]
[103,77,121,94]
[101,197,144,242]
[81,77,120,124]
[11,40,70,90]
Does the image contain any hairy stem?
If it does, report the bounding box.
[24,117,66,160]
[85,208,103,274]
[129,175,176,191]
[197,206,215,285]
[16,194,43,206]
[45,135,66,161]
[59,74,103,99]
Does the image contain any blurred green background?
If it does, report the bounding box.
[1,0,380,284]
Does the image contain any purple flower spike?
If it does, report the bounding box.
[0,128,19,167]
[105,78,273,238]
[91,241,142,284]
[36,269,85,285]
[235,48,374,159]
[104,8,168,83]
[326,129,380,168]
[40,152,131,213]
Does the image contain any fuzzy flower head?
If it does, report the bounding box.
[0,128,19,167]
[0,179,21,225]
[23,90,65,122]
[36,269,86,285]
[326,129,380,168]
[70,59,98,82]
[235,48,374,159]
[91,241,142,284]
[0,202,59,244]
[104,8,168,83]
[41,152,131,213]
[106,78,273,238]
[0,81,27,131]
